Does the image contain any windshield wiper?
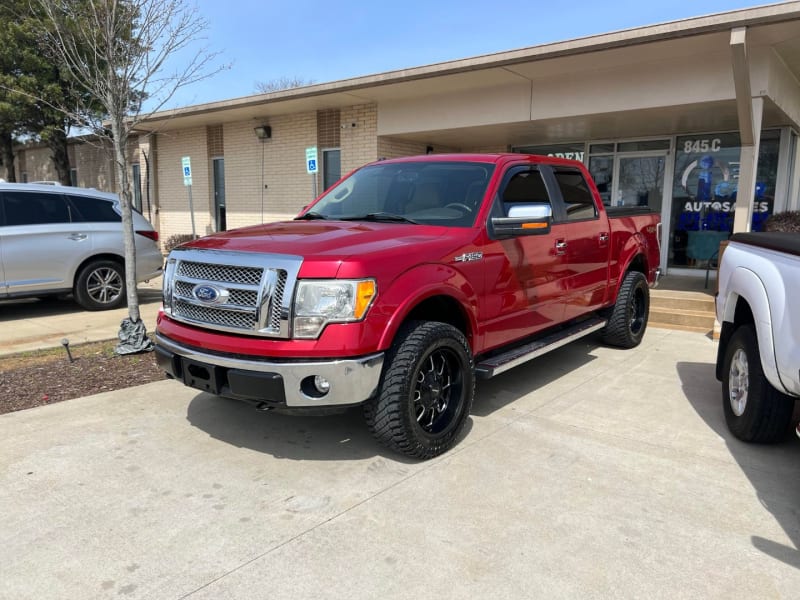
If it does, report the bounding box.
[295,211,327,220]
[339,212,419,224]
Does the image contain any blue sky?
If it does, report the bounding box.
[162,0,773,109]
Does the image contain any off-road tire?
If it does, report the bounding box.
[364,321,475,459]
[74,259,126,311]
[722,325,795,442]
[602,270,649,348]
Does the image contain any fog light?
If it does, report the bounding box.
[314,376,331,394]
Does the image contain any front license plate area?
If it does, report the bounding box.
[181,357,223,394]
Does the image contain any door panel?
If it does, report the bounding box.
[549,167,611,320]
[480,166,567,352]
[1,191,84,294]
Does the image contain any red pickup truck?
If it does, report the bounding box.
[155,154,661,458]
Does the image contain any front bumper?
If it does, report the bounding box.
[155,333,384,408]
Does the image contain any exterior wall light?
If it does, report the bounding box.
[254,125,271,140]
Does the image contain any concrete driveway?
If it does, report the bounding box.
[1,327,798,599]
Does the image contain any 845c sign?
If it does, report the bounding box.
[683,138,722,153]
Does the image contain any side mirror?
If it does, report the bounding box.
[491,203,552,238]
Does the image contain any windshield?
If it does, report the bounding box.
[301,161,495,227]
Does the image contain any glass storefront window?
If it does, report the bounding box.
[669,130,780,269]
[590,143,615,154]
[617,140,670,152]
[588,156,613,206]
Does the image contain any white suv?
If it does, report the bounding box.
[0,183,163,310]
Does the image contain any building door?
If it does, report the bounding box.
[611,154,666,211]
[212,157,225,231]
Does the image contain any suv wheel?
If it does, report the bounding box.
[74,259,126,310]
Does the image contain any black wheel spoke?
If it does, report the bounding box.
[365,321,475,459]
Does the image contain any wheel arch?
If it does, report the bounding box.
[376,266,478,353]
[610,251,648,306]
[715,267,781,391]
[73,253,124,288]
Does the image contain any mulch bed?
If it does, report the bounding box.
[0,339,166,415]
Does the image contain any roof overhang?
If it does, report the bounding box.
[134,2,800,134]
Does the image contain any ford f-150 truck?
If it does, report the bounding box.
[716,232,799,442]
[155,154,661,458]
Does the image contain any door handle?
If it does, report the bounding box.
[555,239,567,255]
[599,232,609,244]
[67,233,88,241]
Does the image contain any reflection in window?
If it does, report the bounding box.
[553,169,597,221]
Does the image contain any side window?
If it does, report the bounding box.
[67,195,121,222]
[553,168,598,221]
[500,169,551,215]
[2,191,70,226]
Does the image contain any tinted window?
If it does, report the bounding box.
[501,169,551,215]
[67,194,121,222]
[2,191,70,226]
[553,169,598,221]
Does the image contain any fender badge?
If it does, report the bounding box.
[454,252,483,263]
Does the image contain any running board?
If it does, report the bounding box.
[475,317,607,379]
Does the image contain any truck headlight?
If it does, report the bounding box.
[293,279,376,339]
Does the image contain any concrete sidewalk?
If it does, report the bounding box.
[0,279,163,355]
[1,328,798,599]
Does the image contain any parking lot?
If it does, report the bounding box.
[1,321,799,599]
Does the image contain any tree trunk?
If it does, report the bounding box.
[111,118,141,325]
[47,127,71,185]
[0,130,16,182]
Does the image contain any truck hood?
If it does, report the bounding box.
[183,220,472,277]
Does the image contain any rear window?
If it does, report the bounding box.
[1,191,70,225]
[67,194,121,222]
[552,168,597,221]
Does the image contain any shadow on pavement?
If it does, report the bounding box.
[0,287,162,320]
[678,360,800,570]
[186,392,471,463]
[471,336,600,417]
[184,334,600,460]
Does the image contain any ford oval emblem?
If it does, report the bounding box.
[193,284,221,303]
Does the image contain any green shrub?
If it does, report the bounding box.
[763,211,800,233]
[164,233,196,252]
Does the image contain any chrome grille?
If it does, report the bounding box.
[165,249,302,338]
[174,280,257,307]
[175,300,256,330]
[178,261,263,285]
[270,272,287,330]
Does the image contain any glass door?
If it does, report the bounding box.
[212,157,225,232]
[612,154,666,212]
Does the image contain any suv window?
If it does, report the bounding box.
[552,168,597,221]
[67,194,121,222]
[2,191,70,226]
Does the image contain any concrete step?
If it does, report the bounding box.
[650,290,715,313]
[649,306,716,331]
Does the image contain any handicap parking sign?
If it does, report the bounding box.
[305,147,318,174]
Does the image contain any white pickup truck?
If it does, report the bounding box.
[716,232,800,442]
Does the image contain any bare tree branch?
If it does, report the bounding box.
[31,0,227,351]
[255,76,315,94]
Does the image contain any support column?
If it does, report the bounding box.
[733,97,763,233]
[730,27,763,233]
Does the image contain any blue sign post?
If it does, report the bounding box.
[306,147,319,199]
[182,156,196,238]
